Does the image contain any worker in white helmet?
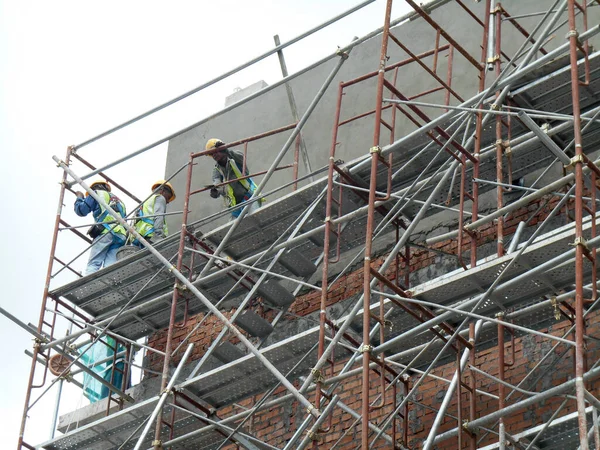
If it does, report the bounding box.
[205,138,264,218]
[74,180,127,274]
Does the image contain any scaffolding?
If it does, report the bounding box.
[11,0,600,448]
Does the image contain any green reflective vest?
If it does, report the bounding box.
[95,190,126,236]
[134,194,168,238]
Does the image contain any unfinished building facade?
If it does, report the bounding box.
[13,0,600,449]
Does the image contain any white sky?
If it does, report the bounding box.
[0,0,412,446]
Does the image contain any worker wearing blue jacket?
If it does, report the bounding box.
[74,180,127,274]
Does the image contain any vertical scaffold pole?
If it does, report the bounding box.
[316,81,344,418]
[18,146,72,449]
[362,0,393,447]
[567,1,589,448]
[153,153,194,448]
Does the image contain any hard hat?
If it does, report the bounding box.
[89,180,111,192]
[152,180,176,203]
[205,138,225,151]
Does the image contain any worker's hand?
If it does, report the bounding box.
[75,191,84,199]
[210,187,220,199]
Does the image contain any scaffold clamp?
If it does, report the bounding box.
[311,368,325,384]
[565,154,584,171]
[152,440,163,449]
[307,430,321,441]
[359,344,373,353]
[370,145,381,154]
[336,47,349,60]
[566,29,579,40]
[571,236,589,251]
[385,319,393,331]
[551,297,561,321]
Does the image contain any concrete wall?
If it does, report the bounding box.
[165,1,600,233]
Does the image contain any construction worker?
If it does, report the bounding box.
[132,180,176,246]
[74,180,127,274]
[206,138,263,218]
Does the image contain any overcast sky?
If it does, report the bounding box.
[0,0,412,446]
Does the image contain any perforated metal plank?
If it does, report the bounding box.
[409,216,597,309]
[179,326,328,409]
[234,309,274,337]
[39,395,258,450]
[256,279,295,307]
[214,342,246,364]
[278,248,318,277]
[478,407,595,450]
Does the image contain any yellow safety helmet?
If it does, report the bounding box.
[152,180,176,203]
[87,180,111,196]
[205,138,225,151]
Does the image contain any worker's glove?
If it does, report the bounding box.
[210,187,220,199]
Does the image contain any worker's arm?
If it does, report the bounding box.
[211,166,224,198]
[152,195,167,239]
[74,195,98,217]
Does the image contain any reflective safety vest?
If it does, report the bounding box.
[95,190,126,236]
[215,159,263,208]
[134,194,168,238]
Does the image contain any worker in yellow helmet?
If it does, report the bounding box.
[206,138,263,218]
[74,180,127,274]
[132,180,176,247]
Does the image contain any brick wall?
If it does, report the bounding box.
[145,194,596,448]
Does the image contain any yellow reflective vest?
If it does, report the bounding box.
[134,194,168,238]
[215,159,261,208]
[95,190,127,236]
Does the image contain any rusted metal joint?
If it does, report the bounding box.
[360,344,373,354]
[370,145,382,154]
[311,368,325,384]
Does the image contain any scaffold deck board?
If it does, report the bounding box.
[478,407,595,450]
